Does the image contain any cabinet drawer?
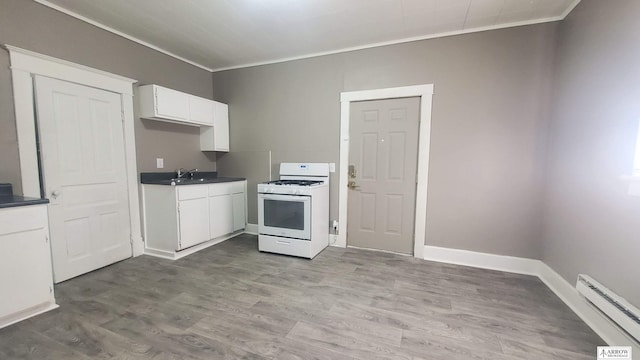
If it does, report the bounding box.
[258,235,310,258]
[177,185,208,200]
[0,205,47,236]
[208,181,244,197]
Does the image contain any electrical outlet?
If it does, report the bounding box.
[156,158,164,169]
[329,163,336,173]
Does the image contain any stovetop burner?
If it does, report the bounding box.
[266,180,323,186]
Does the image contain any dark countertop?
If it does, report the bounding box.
[0,195,49,209]
[140,172,245,186]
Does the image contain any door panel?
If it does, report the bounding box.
[34,76,132,282]
[178,197,210,249]
[209,194,233,239]
[361,133,378,179]
[359,192,376,232]
[347,97,420,254]
[232,192,246,231]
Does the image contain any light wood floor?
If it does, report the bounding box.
[0,234,602,359]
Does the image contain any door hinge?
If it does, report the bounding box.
[49,286,53,294]
[45,235,49,243]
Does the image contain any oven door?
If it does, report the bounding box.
[258,193,311,240]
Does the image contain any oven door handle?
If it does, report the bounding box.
[259,193,310,201]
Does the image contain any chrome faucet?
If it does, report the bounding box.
[187,168,199,179]
[176,168,198,179]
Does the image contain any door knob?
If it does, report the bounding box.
[347,181,360,190]
[51,190,61,199]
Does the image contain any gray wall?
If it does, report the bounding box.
[213,23,558,258]
[0,0,216,195]
[542,0,640,307]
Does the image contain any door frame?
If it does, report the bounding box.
[5,45,144,256]
[338,84,433,259]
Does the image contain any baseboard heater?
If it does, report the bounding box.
[576,274,640,342]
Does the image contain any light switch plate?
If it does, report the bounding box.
[156,158,164,169]
[329,163,335,173]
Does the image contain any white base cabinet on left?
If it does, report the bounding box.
[141,181,246,260]
[0,204,57,329]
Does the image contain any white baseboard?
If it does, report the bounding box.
[144,231,242,260]
[329,234,342,247]
[424,245,541,276]
[424,245,639,351]
[537,263,639,352]
[0,302,59,330]
[244,223,258,235]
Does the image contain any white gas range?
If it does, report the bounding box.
[257,163,329,259]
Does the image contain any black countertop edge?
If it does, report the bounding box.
[140,171,245,186]
[140,171,218,183]
[0,195,49,209]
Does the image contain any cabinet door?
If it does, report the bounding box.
[209,194,233,239]
[232,192,246,231]
[0,228,52,319]
[178,197,210,250]
[214,102,229,151]
[189,96,214,126]
[155,86,190,121]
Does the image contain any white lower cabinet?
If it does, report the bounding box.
[142,180,246,259]
[208,181,246,238]
[232,192,246,231]
[0,204,57,328]
[209,194,233,240]
[178,198,210,250]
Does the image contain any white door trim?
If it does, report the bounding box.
[338,84,434,259]
[4,44,144,257]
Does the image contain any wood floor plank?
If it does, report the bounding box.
[499,336,593,360]
[40,313,158,359]
[101,311,265,360]
[0,327,92,360]
[189,314,353,360]
[286,321,414,360]
[0,234,603,359]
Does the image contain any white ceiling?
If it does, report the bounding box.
[35,0,580,72]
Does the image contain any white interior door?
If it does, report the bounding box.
[34,76,132,283]
[347,97,420,254]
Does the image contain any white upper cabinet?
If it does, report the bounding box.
[201,102,229,152]
[137,84,214,127]
[155,86,190,121]
[189,95,215,125]
[137,84,230,151]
